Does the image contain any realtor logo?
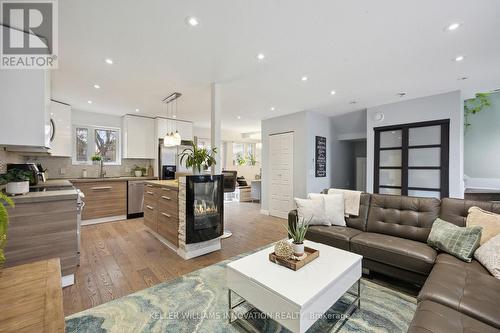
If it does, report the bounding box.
[1,0,58,69]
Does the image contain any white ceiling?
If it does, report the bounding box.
[52,0,500,133]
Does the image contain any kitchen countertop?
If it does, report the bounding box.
[69,176,158,183]
[144,179,179,189]
[30,179,74,188]
[10,189,78,204]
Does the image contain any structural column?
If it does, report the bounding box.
[211,82,222,175]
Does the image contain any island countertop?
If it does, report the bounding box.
[69,176,157,183]
[144,179,179,189]
[10,189,78,204]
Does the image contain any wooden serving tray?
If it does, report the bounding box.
[269,247,319,271]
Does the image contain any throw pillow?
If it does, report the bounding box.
[466,206,500,245]
[294,197,329,226]
[427,218,482,262]
[474,234,500,279]
[308,193,346,226]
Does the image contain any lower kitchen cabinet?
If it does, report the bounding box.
[73,181,127,221]
[143,183,179,247]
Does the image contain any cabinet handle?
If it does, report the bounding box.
[91,186,112,191]
[146,205,154,210]
[161,196,171,200]
[161,212,171,218]
[162,188,170,191]
[147,184,153,188]
[146,191,154,195]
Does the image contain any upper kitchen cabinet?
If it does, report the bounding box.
[155,117,193,141]
[0,70,52,151]
[48,101,72,157]
[122,115,156,159]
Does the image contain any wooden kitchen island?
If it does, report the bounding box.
[143,176,224,260]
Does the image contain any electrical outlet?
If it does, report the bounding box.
[125,167,130,173]
[60,168,66,175]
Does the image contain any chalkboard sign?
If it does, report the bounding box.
[315,136,326,177]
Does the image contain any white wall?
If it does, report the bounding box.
[72,110,122,128]
[261,111,332,212]
[464,91,500,189]
[366,91,464,198]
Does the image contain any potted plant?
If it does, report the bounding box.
[91,154,102,165]
[179,143,217,174]
[132,165,145,177]
[0,192,14,266]
[0,169,33,195]
[284,217,311,257]
[247,153,258,166]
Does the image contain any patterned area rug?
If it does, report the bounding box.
[66,256,417,333]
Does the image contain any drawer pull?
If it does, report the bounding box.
[161,212,171,218]
[146,191,154,195]
[91,186,112,191]
[147,184,153,188]
[146,205,154,210]
[162,188,170,191]
[161,196,171,200]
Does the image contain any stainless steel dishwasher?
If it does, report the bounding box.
[128,180,145,219]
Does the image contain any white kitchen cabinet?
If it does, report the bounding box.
[155,117,193,141]
[48,101,72,157]
[0,69,52,151]
[122,115,156,159]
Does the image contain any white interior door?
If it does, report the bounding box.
[269,132,294,218]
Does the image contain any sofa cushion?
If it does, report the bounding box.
[367,194,440,242]
[435,253,489,275]
[350,232,437,275]
[418,260,500,328]
[474,234,500,279]
[321,191,371,231]
[427,218,482,262]
[408,300,499,333]
[467,206,500,245]
[440,197,500,227]
[306,226,363,251]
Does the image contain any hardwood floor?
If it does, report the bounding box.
[62,202,287,316]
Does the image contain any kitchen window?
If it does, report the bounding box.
[232,142,257,166]
[73,125,121,165]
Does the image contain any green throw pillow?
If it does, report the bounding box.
[427,218,482,262]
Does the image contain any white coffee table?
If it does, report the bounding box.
[226,240,362,333]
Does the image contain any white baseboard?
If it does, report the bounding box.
[81,215,127,226]
[61,274,74,288]
[260,209,269,215]
[177,239,221,260]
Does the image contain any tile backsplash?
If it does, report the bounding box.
[0,149,24,174]
[23,156,154,179]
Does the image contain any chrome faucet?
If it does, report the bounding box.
[99,159,106,178]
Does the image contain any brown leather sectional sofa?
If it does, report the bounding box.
[288,193,500,333]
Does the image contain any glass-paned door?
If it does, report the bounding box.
[374,120,449,198]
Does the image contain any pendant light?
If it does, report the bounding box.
[163,101,175,147]
[173,98,182,146]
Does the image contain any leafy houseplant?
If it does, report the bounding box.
[284,217,311,256]
[464,92,491,131]
[235,153,246,166]
[132,165,147,177]
[246,153,258,166]
[0,169,33,195]
[0,192,14,266]
[91,154,102,163]
[179,143,217,174]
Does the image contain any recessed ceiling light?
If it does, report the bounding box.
[93,84,100,89]
[257,53,265,61]
[454,55,465,62]
[87,100,92,104]
[135,108,140,112]
[270,107,275,111]
[301,76,308,82]
[186,16,199,26]
[173,115,177,118]
[330,90,336,95]
[104,58,113,65]
[237,116,241,120]
[446,22,461,31]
